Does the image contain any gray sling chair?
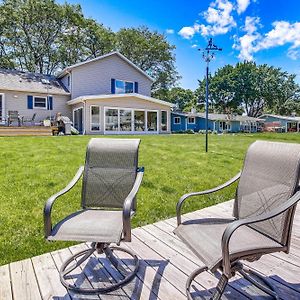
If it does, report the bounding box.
[44,138,144,294]
[174,140,300,300]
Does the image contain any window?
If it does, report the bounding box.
[219,121,231,131]
[33,96,47,109]
[90,106,100,131]
[67,75,70,87]
[115,80,134,94]
[174,117,181,124]
[147,111,158,131]
[105,109,118,131]
[120,109,132,131]
[134,111,145,131]
[188,117,195,124]
[161,111,168,131]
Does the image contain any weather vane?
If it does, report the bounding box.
[199,38,222,153]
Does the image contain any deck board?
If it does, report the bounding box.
[1,200,300,299]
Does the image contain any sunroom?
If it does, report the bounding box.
[68,93,173,135]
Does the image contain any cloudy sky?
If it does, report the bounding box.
[59,0,300,90]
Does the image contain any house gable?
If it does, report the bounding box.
[63,53,153,99]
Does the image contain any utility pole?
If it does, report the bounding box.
[199,38,222,152]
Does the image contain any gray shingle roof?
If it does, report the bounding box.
[173,111,259,122]
[0,69,70,95]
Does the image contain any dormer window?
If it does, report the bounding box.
[115,80,134,94]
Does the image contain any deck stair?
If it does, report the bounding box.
[0,126,52,136]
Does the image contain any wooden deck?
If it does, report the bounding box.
[0,126,52,136]
[1,200,300,300]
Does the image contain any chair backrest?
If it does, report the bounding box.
[234,140,300,246]
[81,138,140,209]
[8,111,19,119]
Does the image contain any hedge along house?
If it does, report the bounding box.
[0,69,70,125]
[171,111,259,133]
[57,52,173,134]
[258,114,300,132]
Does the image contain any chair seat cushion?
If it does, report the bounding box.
[174,218,283,271]
[48,209,123,243]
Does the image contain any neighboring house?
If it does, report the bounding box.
[171,112,259,133]
[0,51,173,134]
[258,114,300,132]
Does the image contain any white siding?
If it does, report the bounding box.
[70,96,171,135]
[1,90,71,123]
[71,55,152,99]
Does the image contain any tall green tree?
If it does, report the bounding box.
[153,87,196,111]
[0,1,179,92]
[196,61,300,117]
[116,27,180,92]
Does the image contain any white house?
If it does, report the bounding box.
[0,52,173,134]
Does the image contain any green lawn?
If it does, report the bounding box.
[1,132,300,266]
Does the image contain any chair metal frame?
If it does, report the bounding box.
[176,172,300,300]
[44,164,144,294]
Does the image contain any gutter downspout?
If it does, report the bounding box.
[83,99,86,135]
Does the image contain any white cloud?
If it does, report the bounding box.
[179,0,237,38]
[257,21,300,50]
[191,44,198,48]
[233,16,261,60]
[201,0,236,36]
[166,29,174,34]
[234,18,300,61]
[178,26,198,39]
[236,0,250,14]
[287,49,300,60]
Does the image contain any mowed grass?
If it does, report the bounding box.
[1,132,300,266]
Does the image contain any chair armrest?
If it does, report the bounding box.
[122,167,144,242]
[176,172,241,225]
[43,166,84,238]
[221,190,300,276]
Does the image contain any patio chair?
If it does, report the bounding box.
[21,113,36,126]
[44,138,144,294]
[7,110,21,126]
[174,140,300,300]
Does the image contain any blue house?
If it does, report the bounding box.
[258,114,300,132]
[171,112,259,133]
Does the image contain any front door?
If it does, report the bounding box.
[73,108,83,133]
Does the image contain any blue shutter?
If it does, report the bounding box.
[111,78,116,94]
[27,95,33,109]
[47,96,53,110]
[134,82,138,93]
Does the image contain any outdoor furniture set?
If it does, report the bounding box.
[44,138,300,299]
[4,110,36,126]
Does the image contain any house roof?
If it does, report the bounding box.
[57,51,155,82]
[67,93,174,107]
[258,114,300,122]
[0,68,70,95]
[172,111,259,122]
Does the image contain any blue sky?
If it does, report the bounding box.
[58,0,300,90]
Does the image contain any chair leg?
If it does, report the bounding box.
[210,274,228,300]
[59,243,139,294]
[186,266,229,300]
[186,266,208,300]
[239,266,279,300]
